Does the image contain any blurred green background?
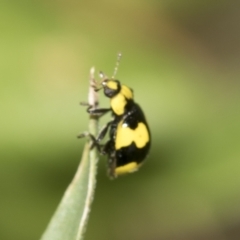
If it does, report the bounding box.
[1,0,240,239]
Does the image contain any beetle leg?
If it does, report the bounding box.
[80,102,111,117]
[101,140,117,178]
[107,152,117,179]
[96,120,114,142]
[88,108,111,117]
[77,132,102,151]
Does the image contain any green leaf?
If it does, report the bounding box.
[40,67,99,240]
[40,143,98,240]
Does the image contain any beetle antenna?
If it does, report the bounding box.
[112,52,122,79]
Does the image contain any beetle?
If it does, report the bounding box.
[79,54,150,178]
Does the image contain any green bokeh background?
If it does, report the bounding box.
[1,1,240,239]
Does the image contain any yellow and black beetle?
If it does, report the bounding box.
[80,54,150,178]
